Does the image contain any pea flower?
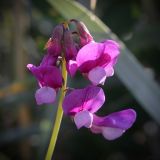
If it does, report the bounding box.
[27,23,64,105]
[27,21,137,157]
[76,40,120,85]
[27,53,62,105]
[63,86,136,140]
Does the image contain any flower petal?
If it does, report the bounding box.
[66,60,78,77]
[91,109,136,140]
[27,64,62,88]
[102,127,125,140]
[88,66,107,85]
[35,87,56,105]
[74,20,93,46]
[64,30,78,61]
[40,53,57,66]
[42,66,62,88]
[45,24,64,56]
[62,86,105,115]
[74,110,93,129]
[76,42,104,72]
[104,66,114,77]
[99,109,137,129]
[103,40,120,65]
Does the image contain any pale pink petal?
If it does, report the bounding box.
[27,64,34,70]
[104,66,114,77]
[74,110,93,129]
[102,127,125,140]
[88,66,107,85]
[35,87,56,105]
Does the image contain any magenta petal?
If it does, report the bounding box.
[42,66,62,88]
[88,67,107,85]
[27,64,43,85]
[40,53,57,66]
[27,64,62,89]
[74,110,93,129]
[62,86,105,115]
[76,42,104,71]
[35,87,56,105]
[76,42,102,64]
[66,60,78,77]
[103,40,120,65]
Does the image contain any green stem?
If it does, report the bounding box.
[45,58,67,160]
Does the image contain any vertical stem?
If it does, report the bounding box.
[45,58,67,160]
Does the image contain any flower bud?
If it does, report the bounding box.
[63,29,78,61]
[71,19,93,47]
[45,24,64,56]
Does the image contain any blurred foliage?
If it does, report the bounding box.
[0,0,160,160]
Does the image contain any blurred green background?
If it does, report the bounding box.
[0,0,160,160]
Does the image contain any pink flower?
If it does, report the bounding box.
[62,85,105,115]
[76,40,120,85]
[27,24,64,105]
[27,63,62,105]
[62,86,136,140]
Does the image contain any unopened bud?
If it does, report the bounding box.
[45,24,64,56]
[71,20,93,47]
[63,29,78,61]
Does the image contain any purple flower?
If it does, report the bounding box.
[76,40,120,85]
[90,109,136,140]
[62,86,136,140]
[62,85,105,115]
[27,63,62,105]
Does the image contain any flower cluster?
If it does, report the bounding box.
[27,20,136,140]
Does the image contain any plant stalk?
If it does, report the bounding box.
[45,58,67,160]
